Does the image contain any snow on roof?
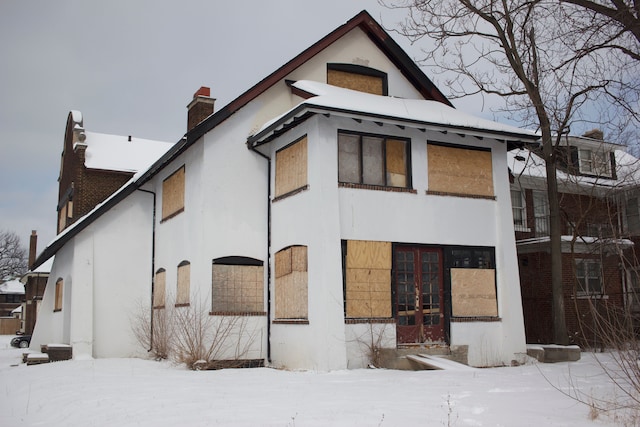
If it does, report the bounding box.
[83,132,174,173]
[11,305,22,314]
[71,110,83,124]
[0,279,25,294]
[509,147,640,189]
[276,81,538,139]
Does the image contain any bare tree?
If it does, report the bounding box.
[384,0,640,344]
[0,230,27,280]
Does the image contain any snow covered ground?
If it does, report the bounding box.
[0,335,633,426]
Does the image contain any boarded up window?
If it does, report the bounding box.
[344,241,392,318]
[176,261,190,306]
[154,269,166,308]
[212,258,264,313]
[428,144,493,197]
[275,246,308,319]
[275,137,307,198]
[54,278,63,311]
[338,132,409,188]
[162,166,185,220]
[327,64,387,95]
[451,269,497,317]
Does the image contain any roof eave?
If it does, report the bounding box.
[248,103,539,149]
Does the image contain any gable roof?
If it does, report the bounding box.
[249,81,539,148]
[136,10,451,185]
[32,11,463,269]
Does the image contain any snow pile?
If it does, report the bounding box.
[0,335,632,426]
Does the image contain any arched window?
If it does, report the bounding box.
[274,246,308,320]
[153,268,166,308]
[54,278,64,312]
[211,257,264,314]
[176,261,191,306]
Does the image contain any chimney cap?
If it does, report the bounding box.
[193,86,211,99]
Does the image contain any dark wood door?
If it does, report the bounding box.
[394,246,444,344]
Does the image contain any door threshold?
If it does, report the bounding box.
[397,342,448,349]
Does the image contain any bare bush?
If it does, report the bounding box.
[130,300,173,360]
[172,296,259,370]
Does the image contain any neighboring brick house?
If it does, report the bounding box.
[57,111,174,233]
[509,130,639,346]
[0,279,24,318]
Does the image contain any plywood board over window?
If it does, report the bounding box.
[451,268,497,317]
[344,240,392,318]
[54,278,63,312]
[211,258,264,314]
[176,261,190,306]
[275,246,308,319]
[162,166,185,220]
[275,137,307,198]
[153,269,166,308]
[428,144,494,197]
[327,64,387,95]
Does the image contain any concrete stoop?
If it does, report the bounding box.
[378,344,469,370]
[22,344,73,366]
[526,344,581,363]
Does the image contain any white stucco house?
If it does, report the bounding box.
[32,10,539,369]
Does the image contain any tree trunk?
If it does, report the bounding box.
[541,131,569,344]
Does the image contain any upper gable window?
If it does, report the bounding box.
[327,64,388,96]
[275,136,308,199]
[162,166,185,221]
[427,143,494,198]
[338,131,410,188]
[578,148,611,177]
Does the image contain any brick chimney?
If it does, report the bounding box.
[187,86,215,132]
[583,129,604,140]
[28,230,37,270]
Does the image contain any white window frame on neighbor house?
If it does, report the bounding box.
[532,190,549,236]
[575,259,603,296]
[510,189,528,231]
[578,148,611,177]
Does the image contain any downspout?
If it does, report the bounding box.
[248,141,272,363]
[137,188,156,352]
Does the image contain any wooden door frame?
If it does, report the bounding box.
[392,243,450,345]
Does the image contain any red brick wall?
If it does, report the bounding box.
[519,250,624,346]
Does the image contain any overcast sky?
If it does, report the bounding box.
[0,0,504,255]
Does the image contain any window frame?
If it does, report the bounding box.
[176,261,191,307]
[327,63,389,96]
[575,259,603,296]
[578,148,612,178]
[153,268,166,309]
[626,197,640,235]
[54,278,63,312]
[274,245,309,322]
[337,130,412,189]
[211,257,265,315]
[161,166,185,221]
[510,189,528,231]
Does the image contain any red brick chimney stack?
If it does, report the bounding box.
[28,230,37,270]
[187,86,215,132]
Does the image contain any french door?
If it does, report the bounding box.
[394,246,445,344]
